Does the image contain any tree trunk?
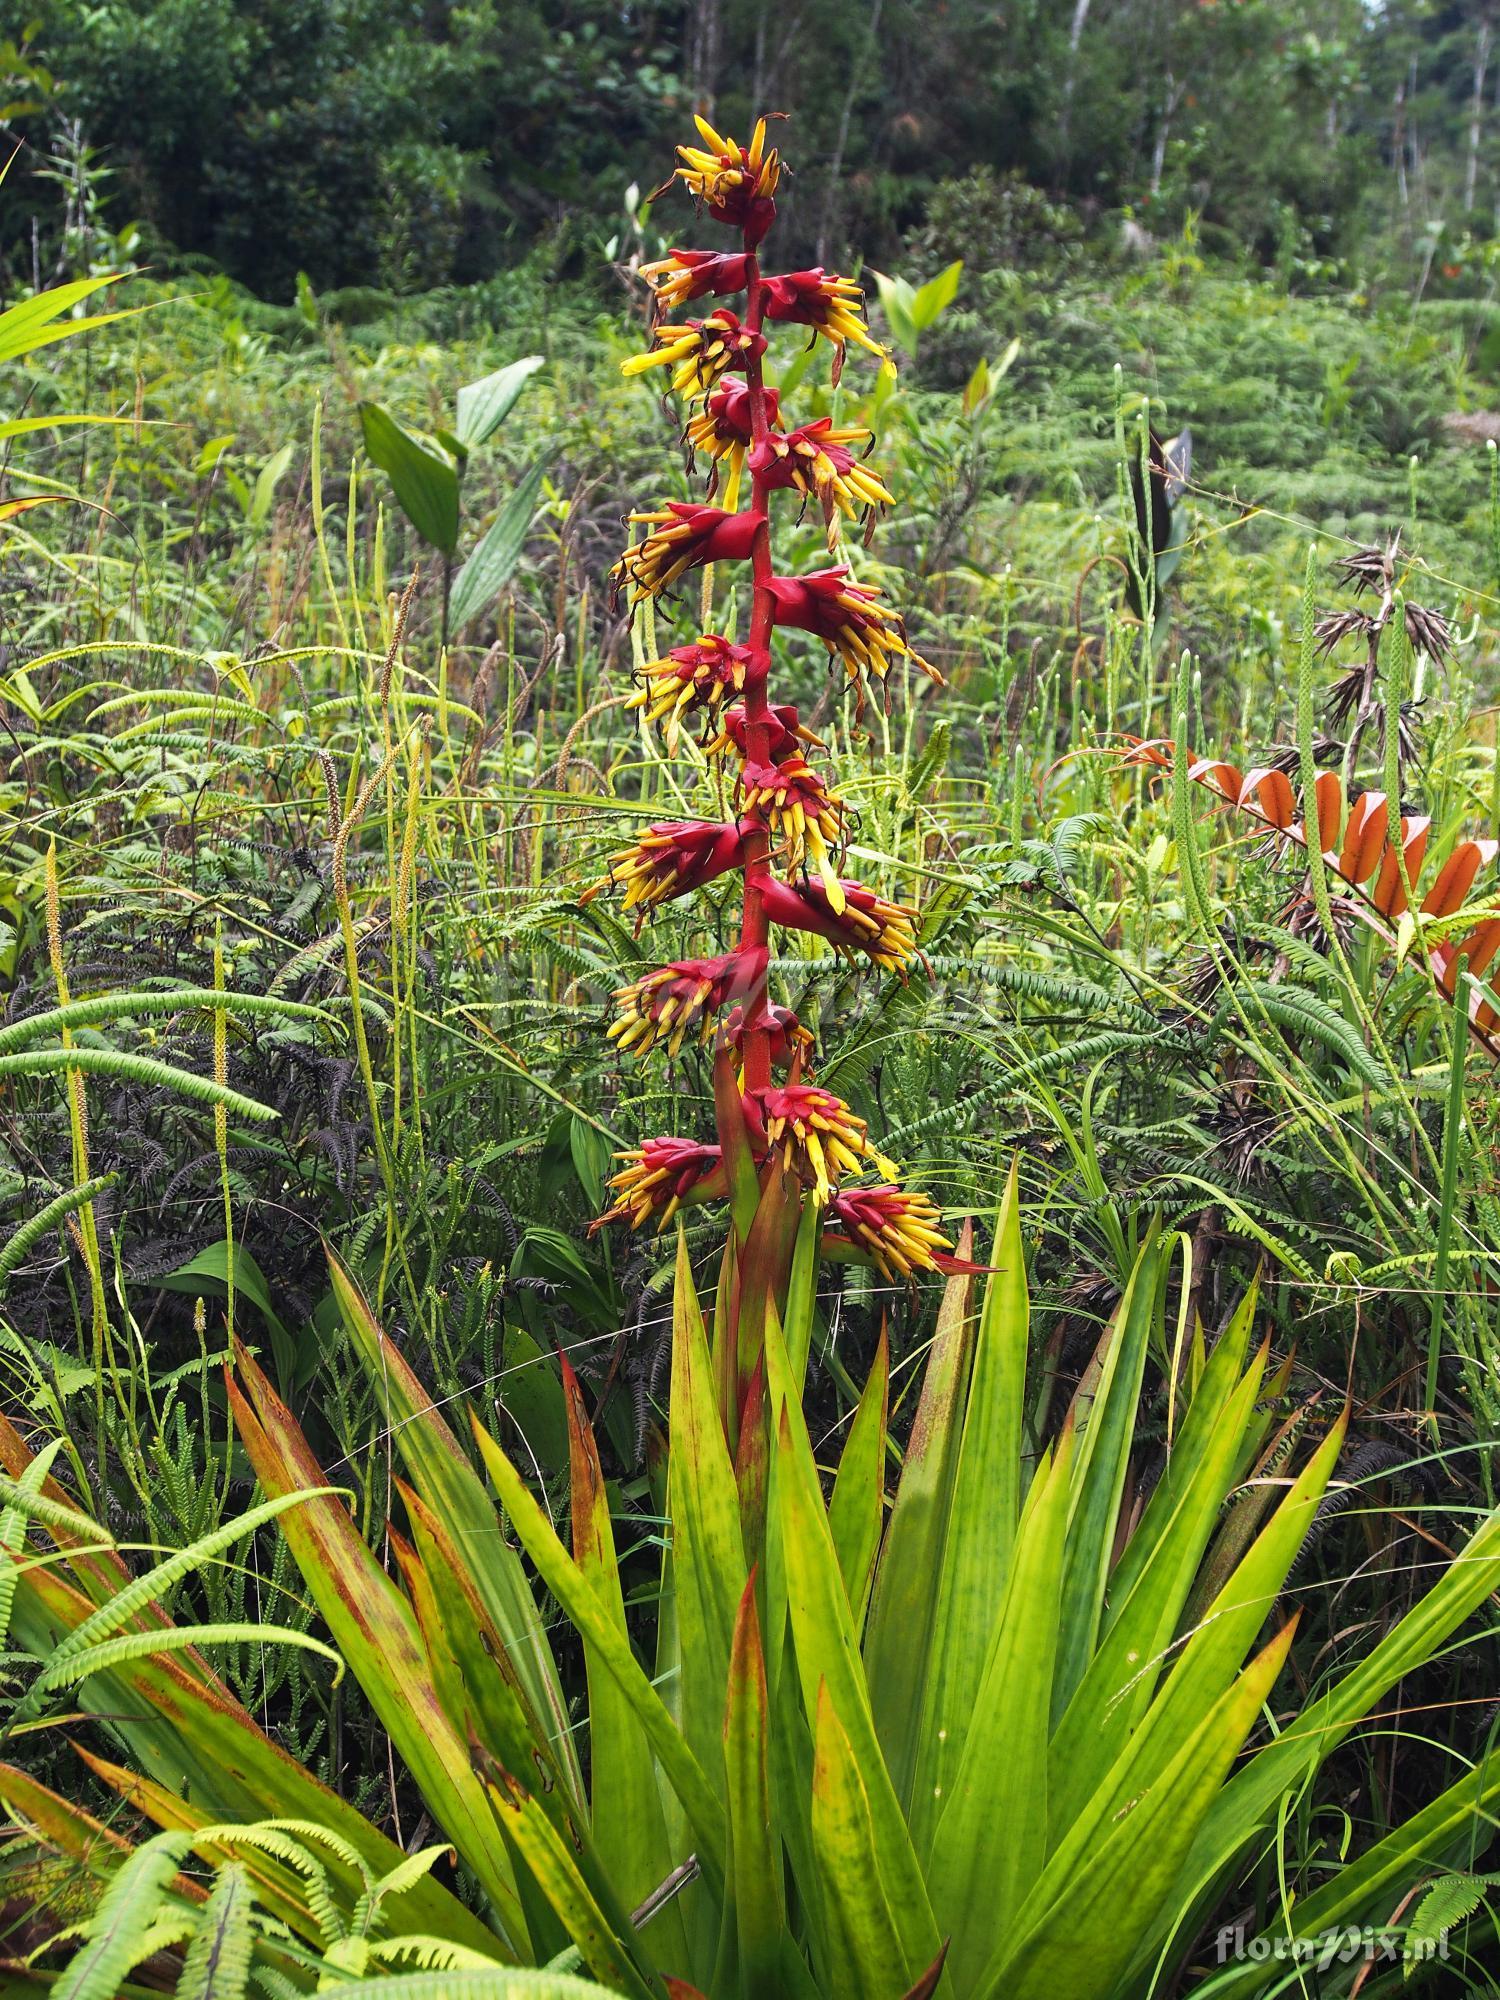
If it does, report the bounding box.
[1057,0,1093,171]
[1465,17,1492,213]
[1149,75,1184,199]
[689,0,720,118]
[816,0,884,266]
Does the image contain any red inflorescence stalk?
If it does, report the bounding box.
[597,115,957,1277]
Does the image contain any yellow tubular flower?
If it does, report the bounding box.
[827,1185,954,1279]
[624,633,757,747]
[738,753,848,910]
[591,1137,728,1235]
[610,505,760,604]
[750,419,893,546]
[621,311,767,403]
[608,947,768,1061]
[672,116,781,238]
[766,567,944,701]
[761,268,887,380]
[747,1081,897,1207]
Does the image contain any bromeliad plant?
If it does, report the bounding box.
[587,115,954,1287]
[10,1197,1500,1995]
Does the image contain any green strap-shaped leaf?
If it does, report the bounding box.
[668,1232,747,1785]
[562,1363,689,1963]
[907,1169,1027,1856]
[228,1354,528,1949]
[328,1248,581,1804]
[979,1621,1299,2000]
[826,1332,888,1633]
[863,1243,976,1813]
[926,1427,1074,1988]
[809,1681,912,2000]
[1207,1755,1500,1993]
[1046,1338,1269,1835]
[764,1308,946,1988]
[719,1579,785,1998]
[1051,1229,1162,1719]
[468,1417,728,1891]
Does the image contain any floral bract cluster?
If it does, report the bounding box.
[592,115,954,1281]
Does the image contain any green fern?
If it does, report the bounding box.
[177,1863,256,2000]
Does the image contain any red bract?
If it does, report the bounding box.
[640,249,753,312]
[825,1184,955,1278]
[768,567,942,700]
[595,114,949,1261]
[627,634,762,745]
[611,505,762,603]
[725,1002,814,1071]
[705,701,819,764]
[761,268,884,382]
[583,819,749,915]
[670,116,781,245]
[750,419,892,544]
[622,310,768,401]
[592,1138,728,1233]
[757,875,919,973]
[684,381,780,496]
[744,1081,894,1204]
[608,947,769,1059]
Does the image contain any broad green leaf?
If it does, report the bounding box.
[455,355,545,449]
[864,1239,976,1811]
[826,1330,887,1632]
[249,441,295,527]
[869,271,919,357]
[467,1415,728,1890]
[328,1249,580,1800]
[668,1232,747,1784]
[720,1579,784,1997]
[910,260,962,331]
[1204,1755,1500,1994]
[449,458,548,631]
[1052,1230,1162,1717]
[809,1682,912,2000]
[358,401,461,553]
[562,1362,688,1961]
[227,1352,528,1945]
[148,1239,295,1380]
[927,1427,1073,1988]
[763,1308,946,1985]
[1046,1333,1269,1834]
[981,1621,1298,2000]
[908,1171,1027,1856]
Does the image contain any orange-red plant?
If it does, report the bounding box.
[592,115,957,1277]
[1126,740,1500,1045]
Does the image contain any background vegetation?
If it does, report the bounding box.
[6,3,1500,1993]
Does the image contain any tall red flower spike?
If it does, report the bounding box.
[597,115,951,1270]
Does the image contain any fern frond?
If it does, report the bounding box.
[0,1048,278,1122]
